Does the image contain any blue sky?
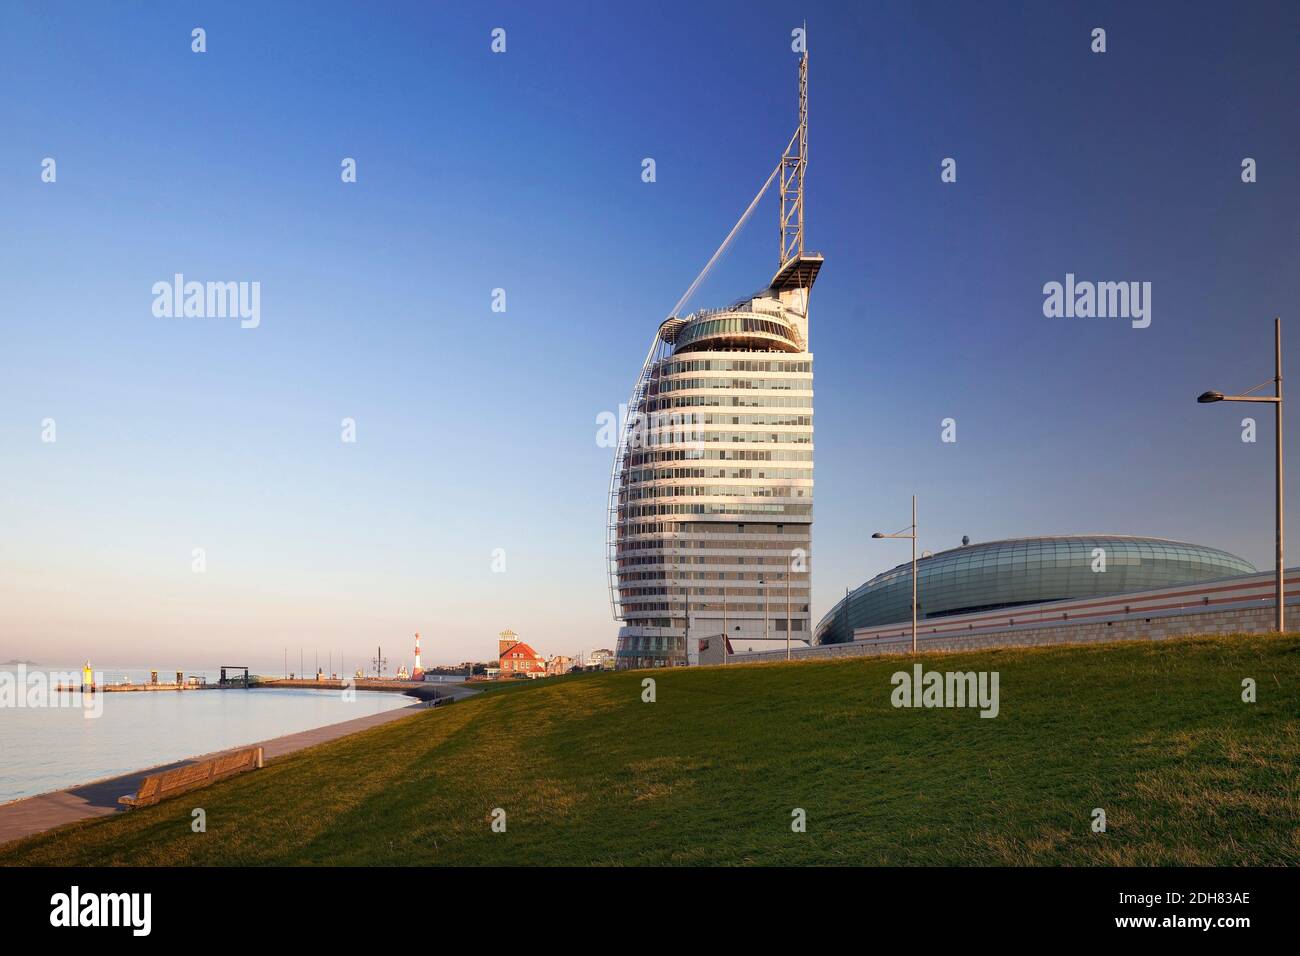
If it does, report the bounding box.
[2,1,1298,670]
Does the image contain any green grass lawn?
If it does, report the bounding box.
[3,635,1298,866]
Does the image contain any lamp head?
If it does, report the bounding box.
[1197,390,1225,404]
[871,532,884,539]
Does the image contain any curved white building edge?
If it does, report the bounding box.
[608,51,823,669]
[608,49,823,669]
[611,293,817,668]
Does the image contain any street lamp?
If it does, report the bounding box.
[873,494,919,653]
[785,569,792,661]
[675,531,690,666]
[1197,318,1285,632]
[721,582,728,666]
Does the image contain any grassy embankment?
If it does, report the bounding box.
[2,634,1297,865]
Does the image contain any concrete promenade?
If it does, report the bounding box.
[0,683,480,849]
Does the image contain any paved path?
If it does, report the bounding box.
[0,683,480,849]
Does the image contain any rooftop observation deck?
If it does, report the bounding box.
[670,315,802,353]
[770,252,824,293]
[657,251,823,352]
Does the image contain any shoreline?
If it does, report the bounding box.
[0,683,479,849]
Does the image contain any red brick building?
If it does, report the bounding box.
[497,629,547,678]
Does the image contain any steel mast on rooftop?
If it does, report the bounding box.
[780,38,808,265]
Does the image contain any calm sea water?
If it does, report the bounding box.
[0,669,413,803]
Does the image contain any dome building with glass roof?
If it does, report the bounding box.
[814,535,1256,646]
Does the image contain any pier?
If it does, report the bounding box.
[54,662,458,700]
[261,678,448,701]
[262,677,428,692]
[63,677,438,695]
[55,678,217,694]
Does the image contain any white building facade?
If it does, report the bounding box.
[611,268,820,668]
[607,48,822,669]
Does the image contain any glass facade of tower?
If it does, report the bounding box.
[612,293,814,668]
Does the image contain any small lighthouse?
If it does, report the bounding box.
[412,632,423,680]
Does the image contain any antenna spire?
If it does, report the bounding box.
[779,33,808,267]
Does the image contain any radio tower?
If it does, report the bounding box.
[412,632,423,680]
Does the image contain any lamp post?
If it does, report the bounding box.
[873,494,919,653]
[676,531,690,666]
[785,569,792,661]
[760,578,769,642]
[683,575,691,666]
[1197,318,1285,632]
[721,583,728,666]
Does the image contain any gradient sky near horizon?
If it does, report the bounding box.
[2,1,1299,671]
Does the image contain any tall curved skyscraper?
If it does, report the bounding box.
[608,50,823,668]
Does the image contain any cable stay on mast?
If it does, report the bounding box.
[667,158,784,320]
